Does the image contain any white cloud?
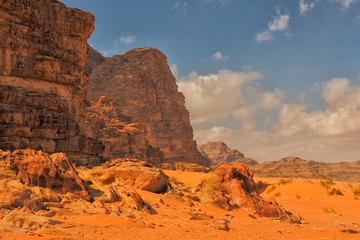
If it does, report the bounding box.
[118,35,136,45]
[204,0,231,4]
[187,74,360,163]
[259,89,284,110]
[99,35,137,57]
[256,8,290,42]
[212,52,228,61]
[331,0,357,9]
[170,64,178,79]
[173,1,188,13]
[178,70,288,130]
[268,9,290,31]
[256,31,274,42]
[299,0,317,15]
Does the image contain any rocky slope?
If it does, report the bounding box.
[0,0,103,163]
[250,157,360,182]
[86,47,209,166]
[198,141,258,167]
[85,96,164,166]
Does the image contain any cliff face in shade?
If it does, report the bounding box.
[0,0,103,163]
[198,141,258,167]
[85,96,164,166]
[87,47,209,166]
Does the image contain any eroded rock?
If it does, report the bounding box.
[198,141,258,167]
[201,163,303,223]
[90,158,169,194]
[0,0,103,164]
[0,149,89,200]
[87,47,209,167]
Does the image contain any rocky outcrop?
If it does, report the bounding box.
[0,149,89,199]
[0,149,147,212]
[0,0,103,163]
[206,163,303,223]
[89,158,169,193]
[87,47,209,167]
[161,162,210,173]
[84,47,105,75]
[198,142,258,167]
[250,157,360,183]
[85,96,163,166]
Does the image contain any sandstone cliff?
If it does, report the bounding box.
[198,141,258,167]
[87,47,209,166]
[85,96,163,166]
[250,157,360,182]
[0,0,103,163]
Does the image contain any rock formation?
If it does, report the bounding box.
[0,149,89,199]
[161,162,210,173]
[198,142,258,167]
[204,163,303,223]
[85,96,163,166]
[0,0,103,163]
[86,47,209,166]
[250,156,360,183]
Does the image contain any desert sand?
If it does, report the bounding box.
[0,170,359,240]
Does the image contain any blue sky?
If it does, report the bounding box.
[62,0,360,163]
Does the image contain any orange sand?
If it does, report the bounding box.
[1,173,359,240]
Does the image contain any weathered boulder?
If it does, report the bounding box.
[90,158,169,193]
[87,47,209,167]
[0,0,103,163]
[85,96,164,166]
[203,163,303,223]
[0,149,89,200]
[198,141,258,167]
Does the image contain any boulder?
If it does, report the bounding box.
[203,163,303,223]
[91,158,169,193]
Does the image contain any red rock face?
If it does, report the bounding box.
[0,0,103,162]
[212,163,303,223]
[86,47,209,167]
[85,96,164,166]
[0,149,89,199]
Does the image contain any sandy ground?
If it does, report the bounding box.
[0,170,359,240]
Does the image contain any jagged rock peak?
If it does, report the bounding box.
[0,0,103,163]
[86,47,209,167]
[198,141,258,167]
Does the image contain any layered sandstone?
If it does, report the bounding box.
[209,163,303,223]
[87,47,209,166]
[198,141,258,167]
[0,0,103,162]
[250,157,360,182]
[85,96,163,166]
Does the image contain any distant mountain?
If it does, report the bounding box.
[249,156,360,183]
[198,141,258,167]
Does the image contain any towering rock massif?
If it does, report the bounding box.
[85,96,164,166]
[86,47,209,166]
[198,141,258,167]
[0,0,103,163]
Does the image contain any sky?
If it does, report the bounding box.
[61,0,360,163]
